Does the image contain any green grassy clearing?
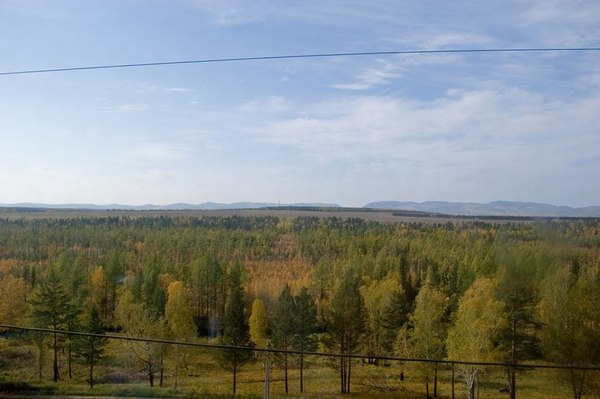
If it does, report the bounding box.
[1,337,598,398]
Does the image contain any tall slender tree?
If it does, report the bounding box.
[326,270,367,394]
[217,272,253,395]
[271,284,296,394]
[28,269,74,382]
[165,281,196,389]
[496,262,541,399]
[408,282,448,398]
[292,287,318,393]
[73,305,108,388]
[447,278,506,399]
[538,264,600,399]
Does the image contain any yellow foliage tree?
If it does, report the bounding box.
[0,274,27,327]
[447,277,506,399]
[165,281,196,389]
[88,266,107,318]
[248,298,268,349]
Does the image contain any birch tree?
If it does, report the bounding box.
[447,278,506,399]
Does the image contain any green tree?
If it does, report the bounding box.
[538,264,600,399]
[360,273,405,359]
[28,269,74,382]
[73,305,108,388]
[292,287,318,393]
[495,261,541,399]
[271,284,296,394]
[326,270,367,394]
[408,282,448,398]
[217,281,253,395]
[115,286,166,387]
[447,277,506,399]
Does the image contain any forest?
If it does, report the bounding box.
[0,212,599,399]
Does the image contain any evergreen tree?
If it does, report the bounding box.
[292,287,318,393]
[28,268,74,382]
[217,281,253,395]
[496,262,541,399]
[73,305,108,388]
[271,284,296,394]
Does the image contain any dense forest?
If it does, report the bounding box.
[0,213,599,398]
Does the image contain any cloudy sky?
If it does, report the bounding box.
[1,1,599,207]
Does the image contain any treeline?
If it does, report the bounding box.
[0,215,599,397]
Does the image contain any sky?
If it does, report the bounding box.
[1,1,599,208]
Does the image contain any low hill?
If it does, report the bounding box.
[364,200,600,217]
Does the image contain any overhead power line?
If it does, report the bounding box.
[1,47,599,76]
[2,324,600,371]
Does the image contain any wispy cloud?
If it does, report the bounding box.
[126,142,190,162]
[101,104,148,113]
[333,59,399,90]
[257,89,600,168]
[238,96,290,113]
[164,87,194,93]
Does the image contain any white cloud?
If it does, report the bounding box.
[126,142,190,162]
[238,96,290,113]
[333,59,399,90]
[256,89,600,177]
[101,104,148,113]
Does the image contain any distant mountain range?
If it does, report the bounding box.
[0,202,340,211]
[2,200,600,217]
[364,201,600,217]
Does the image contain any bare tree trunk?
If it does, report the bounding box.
[233,362,237,395]
[347,356,352,394]
[68,342,72,379]
[159,352,164,387]
[284,353,289,393]
[89,339,95,389]
[148,360,154,387]
[53,332,59,382]
[300,353,304,393]
[434,363,438,398]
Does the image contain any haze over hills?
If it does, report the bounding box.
[0,202,341,211]
[2,200,600,217]
[364,201,600,217]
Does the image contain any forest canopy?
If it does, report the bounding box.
[0,213,599,397]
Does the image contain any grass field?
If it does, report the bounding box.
[1,335,598,398]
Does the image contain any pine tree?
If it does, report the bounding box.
[73,305,108,388]
[271,284,296,393]
[28,269,74,382]
[292,287,317,393]
[496,263,541,399]
[217,281,253,395]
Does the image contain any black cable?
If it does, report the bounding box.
[1,47,599,76]
[2,324,600,371]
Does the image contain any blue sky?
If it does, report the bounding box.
[1,1,599,207]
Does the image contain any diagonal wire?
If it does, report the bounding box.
[1,47,599,76]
